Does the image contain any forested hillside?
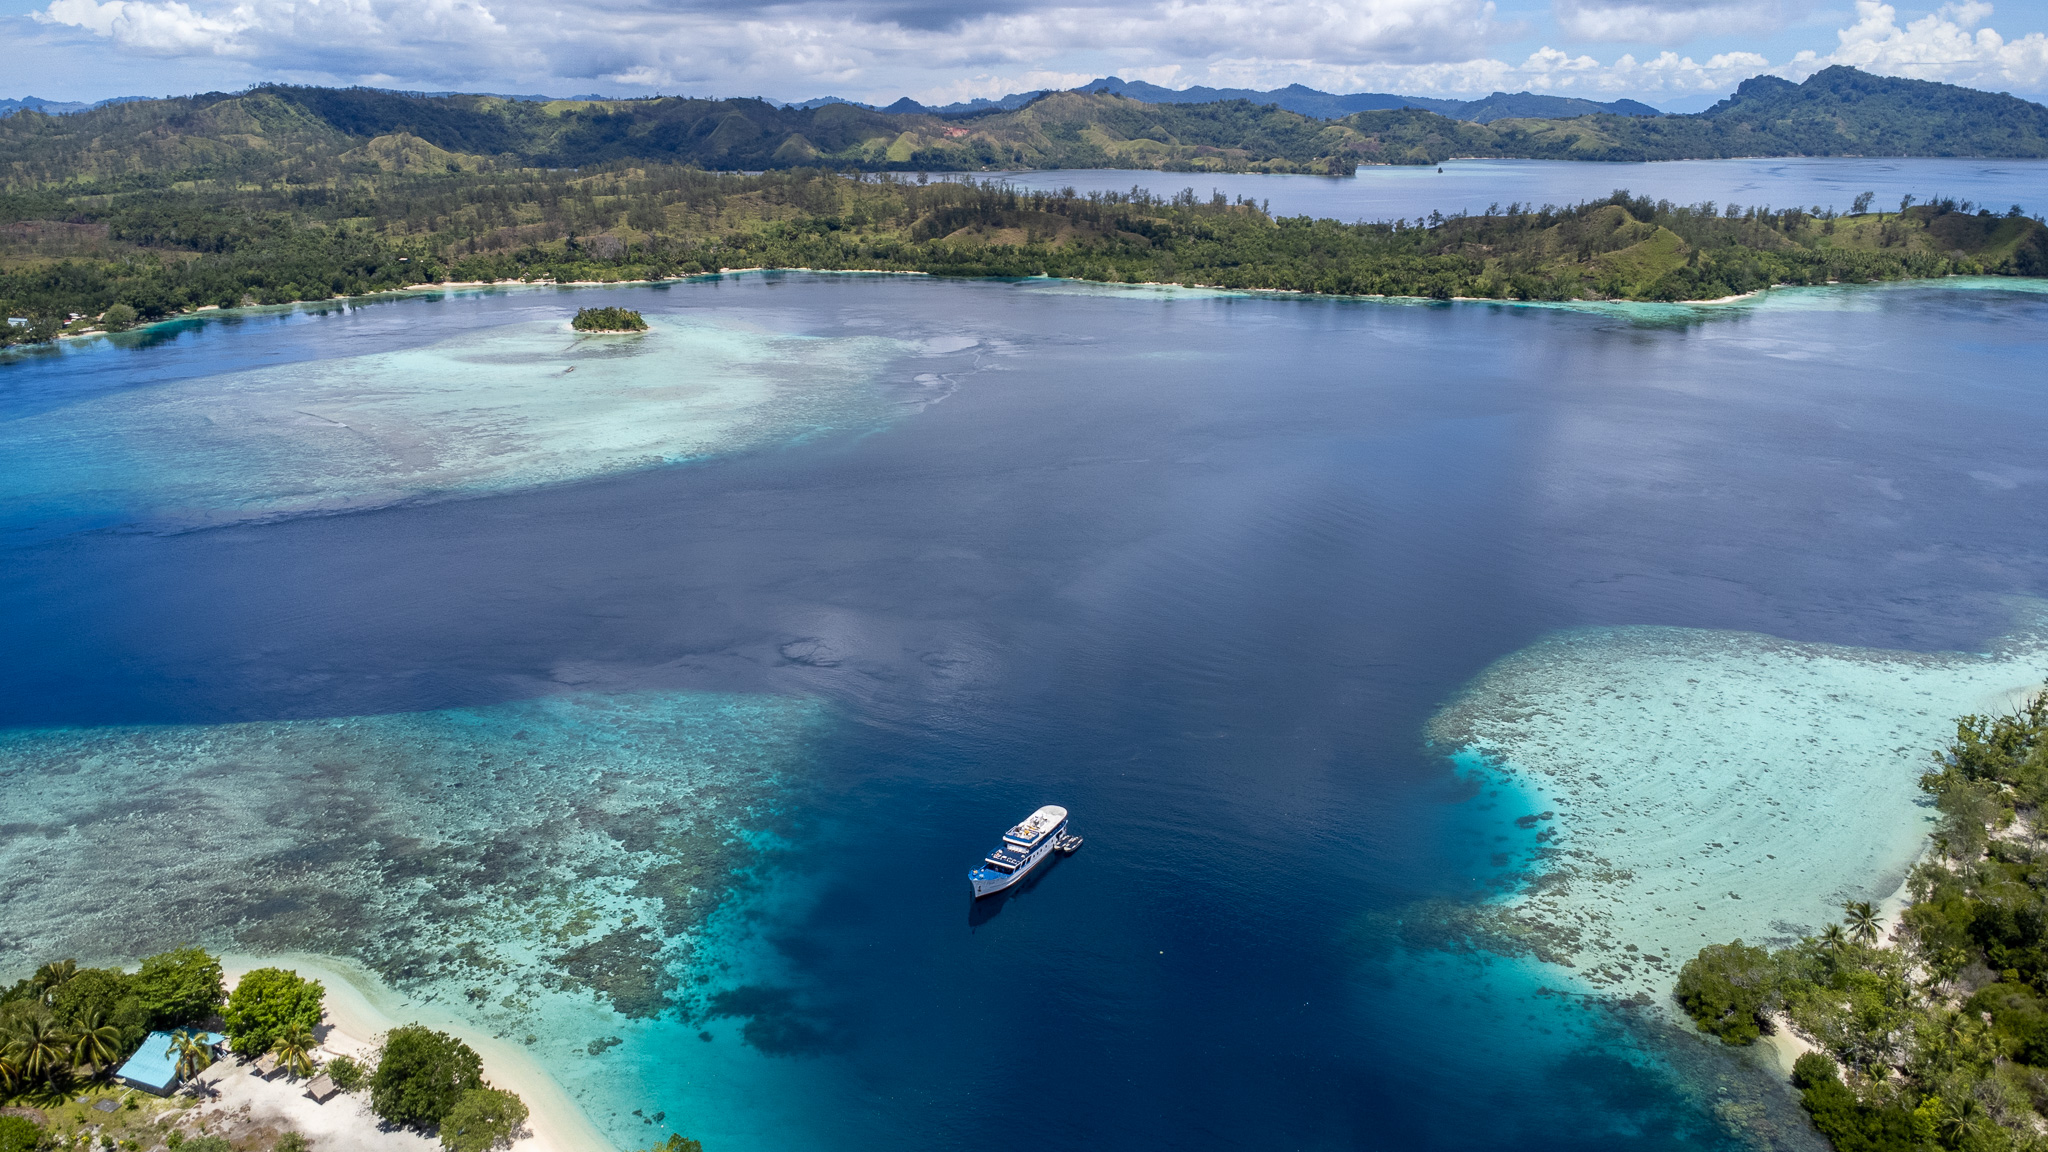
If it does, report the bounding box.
[3,162,2043,344]
[1,66,2044,191]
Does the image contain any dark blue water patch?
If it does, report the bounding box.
[3,275,2046,1149]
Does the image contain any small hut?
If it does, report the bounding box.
[114,1031,225,1095]
[303,1073,340,1103]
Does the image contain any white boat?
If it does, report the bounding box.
[969,805,1069,897]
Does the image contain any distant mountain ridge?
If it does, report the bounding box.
[2,66,2043,189]
[0,95,148,118]
[791,77,1662,122]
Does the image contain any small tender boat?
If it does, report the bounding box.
[969,805,1069,897]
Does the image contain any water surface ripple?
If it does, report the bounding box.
[4,274,2047,1151]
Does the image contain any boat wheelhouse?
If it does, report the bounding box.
[969,804,1071,897]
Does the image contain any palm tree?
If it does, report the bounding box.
[4,1014,71,1084]
[1938,1095,1986,1146]
[271,1026,317,1081]
[32,960,77,1000]
[1844,901,1883,946]
[169,1030,214,1084]
[1820,924,1847,951]
[69,1009,123,1079]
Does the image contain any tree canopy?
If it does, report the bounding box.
[221,967,325,1059]
[133,947,225,1029]
[370,1024,485,1128]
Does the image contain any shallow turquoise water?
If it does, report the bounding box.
[4,273,2048,1150]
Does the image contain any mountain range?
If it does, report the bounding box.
[790,77,1662,122]
[2,66,2044,189]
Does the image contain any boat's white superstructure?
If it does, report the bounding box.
[969,805,1070,897]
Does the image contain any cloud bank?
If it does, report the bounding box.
[27,0,2048,102]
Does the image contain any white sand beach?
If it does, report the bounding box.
[1430,624,2048,1004]
[219,955,614,1152]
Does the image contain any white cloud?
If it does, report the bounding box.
[1553,0,1791,44]
[24,0,2048,102]
[1800,0,2048,90]
[40,0,246,54]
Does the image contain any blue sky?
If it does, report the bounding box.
[8,0,2048,110]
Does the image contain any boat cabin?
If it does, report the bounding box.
[983,845,1028,874]
[1003,805,1068,849]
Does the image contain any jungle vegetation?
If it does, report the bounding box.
[572,306,648,331]
[1,68,2042,191]
[2,162,2043,346]
[1676,690,2048,1152]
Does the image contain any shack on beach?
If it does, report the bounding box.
[115,1031,225,1095]
[303,1072,340,1103]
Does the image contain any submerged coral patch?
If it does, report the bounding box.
[0,691,828,1029]
[1427,625,2048,1000]
[0,316,915,533]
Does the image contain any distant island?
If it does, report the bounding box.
[572,306,648,332]
[1,67,2045,185]
[1676,691,2048,1152]
[2,169,2044,344]
[3,63,2046,343]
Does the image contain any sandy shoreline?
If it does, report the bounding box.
[222,954,614,1152]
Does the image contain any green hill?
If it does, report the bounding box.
[2,67,2044,191]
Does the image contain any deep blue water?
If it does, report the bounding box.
[990,156,2048,221]
[5,275,2048,1150]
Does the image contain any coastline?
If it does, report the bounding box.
[1428,625,2048,1008]
[28,266,2042,350]
[222,953,615,1152]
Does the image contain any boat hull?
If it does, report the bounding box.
[970,818,1066,897]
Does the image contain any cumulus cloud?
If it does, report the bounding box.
[1799,0,2048,91]
[1553,0,1792,45]
[33,0,1509,90]
[24,0,2048,100]
[41,0,245,55]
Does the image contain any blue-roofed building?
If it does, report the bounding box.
[115,1031,226,1095]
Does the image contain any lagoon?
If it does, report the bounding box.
[4,274,2048,1150]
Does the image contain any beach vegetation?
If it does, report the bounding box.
[49,968,149,1053]
[0,1115,41,1152]
[1674,940,1775,1044]
[221,968,324,1060]
[324,1053,365,1092]
[0,171,2040,344]
[1681,688,2048,1151]
[369,1024,484,1128]
[440,1086,528,1152]
[276,1133,309,1152]
[133,948,225,1030]
[570,306,647,332]
[271,1025,317,1080]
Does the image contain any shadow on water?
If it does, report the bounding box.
[966,851,1070,928]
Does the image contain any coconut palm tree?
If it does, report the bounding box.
[1844,901,1883,946]
[169,1030,214,1084]
[271,1026,317,1081]
[1820,924,1847,951]
[1938,1095,1987,1146]
[31,960,77,998]
[69,1009,123,1079]
[4,1013,71,1084]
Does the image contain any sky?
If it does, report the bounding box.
[7,0,2048,111]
